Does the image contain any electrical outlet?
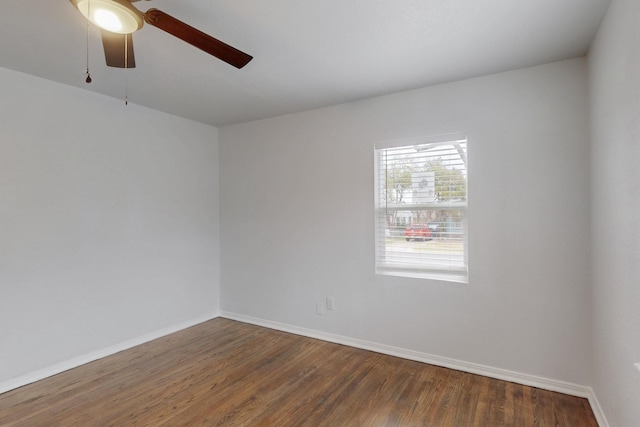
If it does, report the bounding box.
[316,301,325,315]
[326,296,335,310]
[635,363,640,374]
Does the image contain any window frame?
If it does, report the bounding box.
[374,133,469,283]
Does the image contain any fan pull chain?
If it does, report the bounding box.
[124,34,129,105]
[85,0,92,83]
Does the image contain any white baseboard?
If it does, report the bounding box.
[587,393,610,427]
[0,312,218,395]
[220,311,609,427]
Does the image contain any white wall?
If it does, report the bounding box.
[220,58,592,386]
[588,0,640,424]
[0,68,220,386]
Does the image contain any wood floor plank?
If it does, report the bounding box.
[0,318,599,426]
[504,381,525,427]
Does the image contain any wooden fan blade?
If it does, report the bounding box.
[101,30,136,68]
[144,8,252,69]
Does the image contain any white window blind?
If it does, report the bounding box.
[374,135,468,282]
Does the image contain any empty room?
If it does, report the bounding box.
[1,0,638,425]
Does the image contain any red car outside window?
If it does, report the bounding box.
[403,224,432,241]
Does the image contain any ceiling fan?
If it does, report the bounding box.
[69,0,253,69]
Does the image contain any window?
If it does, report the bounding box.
[374,134,468,282]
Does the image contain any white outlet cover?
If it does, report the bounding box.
[326,297,335,310]
[635,362,640,373]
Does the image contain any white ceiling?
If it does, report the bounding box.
[0,0,611,127]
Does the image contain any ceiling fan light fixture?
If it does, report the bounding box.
[71,0,143,34]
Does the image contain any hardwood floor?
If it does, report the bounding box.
[0,318,597,426]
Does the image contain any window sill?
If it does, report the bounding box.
[376,267,468,284]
